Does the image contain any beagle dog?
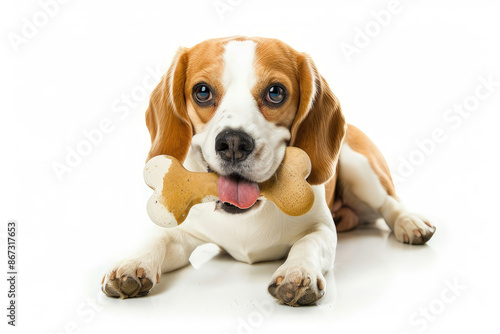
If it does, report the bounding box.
[101,36,436,306]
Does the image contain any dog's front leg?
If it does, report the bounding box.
[268,224,336,306]
[101,227,205,298]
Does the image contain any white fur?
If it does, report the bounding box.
[103,40,335,304]
[102,40,434,304]
[189,40,291,183]
[339,144,387,210]
[338,143,436,244]
[184,41,335,303]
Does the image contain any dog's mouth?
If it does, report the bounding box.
[215,173,261,214]
[204,153,264,214]
[216,199,262,214]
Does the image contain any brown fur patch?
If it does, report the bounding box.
[252,38,299,128]
[289,54,346,185]
[324,169,338,209]
[145,48,193,162]
[146,39,229,160]
[344,124,396,197]
[183,39,226,130]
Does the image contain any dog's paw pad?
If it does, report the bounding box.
[268,267,325,306]
[101,261,158,299]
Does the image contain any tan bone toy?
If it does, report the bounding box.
[144,147,315,227]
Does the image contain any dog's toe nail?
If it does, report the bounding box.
[137,268,144,278]
[303,277,311,287]
[276,276,284,285]
[403,234,409,243]
[317,279,324,290]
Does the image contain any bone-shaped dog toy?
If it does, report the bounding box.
[144,147,315,227]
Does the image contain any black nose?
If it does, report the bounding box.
[215,130,255,163]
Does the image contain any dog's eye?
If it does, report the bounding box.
[193,84,214,105]
[265,85,286,104]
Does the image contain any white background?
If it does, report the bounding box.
[1,0,499,333]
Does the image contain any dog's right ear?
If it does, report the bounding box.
[146,47,192,162]
[289,53,346,185]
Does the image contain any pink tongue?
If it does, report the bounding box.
[218,175,260,209]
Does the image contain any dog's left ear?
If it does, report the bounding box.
[145,47,192,162]
[290,53,347,185]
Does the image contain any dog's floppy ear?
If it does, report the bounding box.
[146,47,192,162]
[290,54,346,185]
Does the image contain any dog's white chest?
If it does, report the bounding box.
[180,201,301,264]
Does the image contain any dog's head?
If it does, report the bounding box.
[145,36,346,214]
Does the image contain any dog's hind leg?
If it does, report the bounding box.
[336,124,436,244]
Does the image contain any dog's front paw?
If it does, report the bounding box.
[394,213,436,245]
[268,266,325,306]
[101,259,160,299]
